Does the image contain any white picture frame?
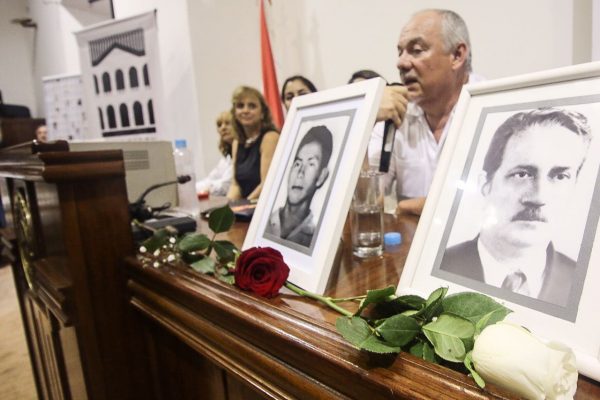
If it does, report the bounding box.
[244,78,385,294]
[399,61,600,381]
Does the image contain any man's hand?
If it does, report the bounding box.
[396,196,426,216]
[376,85,408,128]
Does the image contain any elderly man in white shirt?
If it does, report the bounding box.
[371,9,482,215]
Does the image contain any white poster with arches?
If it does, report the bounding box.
[75,11,164,140]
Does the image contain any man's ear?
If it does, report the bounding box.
[451,43,468,70]
[316,167,329,188]
[478,171,491,196]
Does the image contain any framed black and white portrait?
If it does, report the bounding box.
[399,61,600,381]
[244,78,385,294]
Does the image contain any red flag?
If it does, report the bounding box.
[260,0,284,129]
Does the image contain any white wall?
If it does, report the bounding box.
[112,0,207,177]
[594,0,600,60]
[186,0,263,176]
[26,0,110,117]
[0,0,37,115]
[186,0,591,176]
[267,0,577,87]
[1,0,596,178]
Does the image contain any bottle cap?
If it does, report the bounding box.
[384,232,402,246]
[175,139,187,149]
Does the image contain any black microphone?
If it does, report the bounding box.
[379,82,404,173]
[129,175,192,221]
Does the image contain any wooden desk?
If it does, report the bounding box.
[125,205,600,399]
[2,140,598,400]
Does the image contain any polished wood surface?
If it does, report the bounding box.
[126,197,600,399]
[126,198,598,399]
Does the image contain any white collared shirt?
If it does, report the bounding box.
[195,155,232,196]
[368,103,451,198]
[368,73,485,199]
[477,238,547,298]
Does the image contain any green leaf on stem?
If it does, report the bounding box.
[177,233,211,253]
[375,295,425,317]
[422,313,474,362]
[464,351,485,388]
[442,292,511,327]
[413,287,447,320]
[409,341,437,363]
[217,274,235,285]
[190,257,216,274]
[140,228,171,252]
[475,309,510,336]
[422,342,437,363]
[374,294,426,317]
[376,314,421,347]
[213,240,237,263]
[360,335,401,354]
[336,317,400,354]
[409,341,424,358]
[208,205,235,233]
[355,286,396,316]
[401,309,419,317]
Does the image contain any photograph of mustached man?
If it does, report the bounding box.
[265,125,333,247]
[440,107,592,306]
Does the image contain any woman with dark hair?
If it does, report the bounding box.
[281,75,318,111]
[348,69,385,84]
[196,111,236,197]
[227,86,279,201]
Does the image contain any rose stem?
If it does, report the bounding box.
[284,282,353,317]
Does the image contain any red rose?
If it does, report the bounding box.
[234,247,290,298]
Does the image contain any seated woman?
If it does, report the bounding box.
[227,86,279,201]
[348,69,386,84]
[280,75,318,111]
[196,111,235,197]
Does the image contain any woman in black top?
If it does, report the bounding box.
[227,86,279,201]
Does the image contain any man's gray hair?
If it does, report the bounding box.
[420,9,472,73]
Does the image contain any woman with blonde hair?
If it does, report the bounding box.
[227,86,279,201]
[196,110,236,197]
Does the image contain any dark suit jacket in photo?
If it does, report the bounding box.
[440,237,576,306]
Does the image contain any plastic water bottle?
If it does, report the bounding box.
[173,139,198,215]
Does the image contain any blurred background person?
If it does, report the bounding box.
[281,75,318,111]
[227,86,279,201]
[348,69,385,84]
[196,111,235,197]
[35,124,48,142]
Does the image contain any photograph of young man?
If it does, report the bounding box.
[265,125,333,247]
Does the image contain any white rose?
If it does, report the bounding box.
[471,322,577,400]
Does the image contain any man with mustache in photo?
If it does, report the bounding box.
[440,107,592,306]
[265,125,333,247]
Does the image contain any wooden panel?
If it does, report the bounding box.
[226,373,272,400]
[144,320,228,399]
[0,118,44,148]
[25,292,70,400]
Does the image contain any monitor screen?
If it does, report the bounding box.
[70,140,178,209]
